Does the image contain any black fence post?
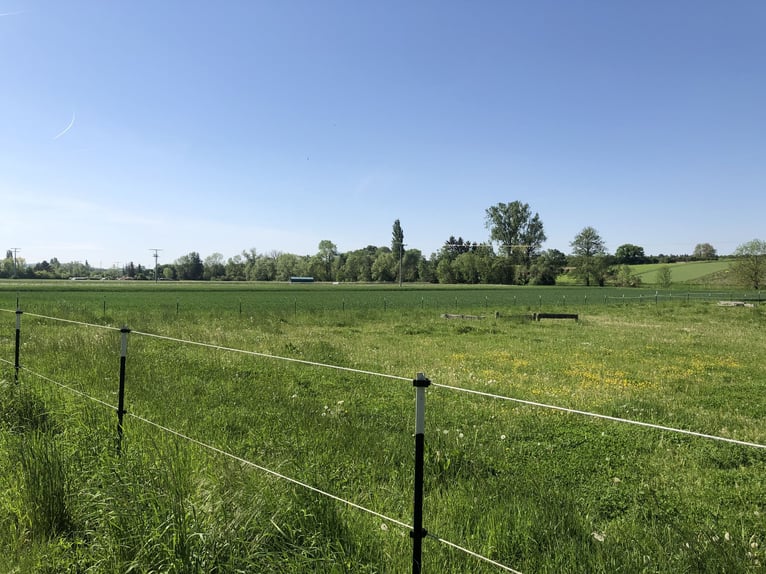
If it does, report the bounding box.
[412,372,431,574]
[14,308,22,383]
[116,326,131,455]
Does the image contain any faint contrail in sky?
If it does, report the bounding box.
[53,112,76,140]
[0,11,24,16]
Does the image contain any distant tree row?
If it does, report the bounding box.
[3,205,763,287]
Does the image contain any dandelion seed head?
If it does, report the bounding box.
[500,434,506,440]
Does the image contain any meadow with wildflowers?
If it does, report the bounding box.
[0,281,764,572]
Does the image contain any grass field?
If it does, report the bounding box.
[629,261,735,284]
[0,281,764,572]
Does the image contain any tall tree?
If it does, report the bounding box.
[175,252,204,280]
[530,249,567,285]
[317,240,338,281]
[441,236,475,259]
[614,244,646,265]
[371,251,396,282]
[485,201,546,283]
[225,255,245,281]
[570,227,608,286]
[391,219,404,255]
[692,243,717,260]
[391,219,405,284]
[275,253,306,281]
[731,239,766,289]
[203,253,226,280]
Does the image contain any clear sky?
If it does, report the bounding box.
[1,1,764,269]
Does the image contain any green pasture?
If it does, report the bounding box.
[630,260,734,284]
[0,282,764,572]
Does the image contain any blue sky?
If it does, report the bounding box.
[1,1,764,269]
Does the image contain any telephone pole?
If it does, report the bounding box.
[10,248,20,278]
[149,248,162,283]
[399,243,407,287]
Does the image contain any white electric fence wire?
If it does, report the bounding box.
[431,382,766,450]
[6,310,121,331]
[10,360,411,528]
[2,360,116,410]
[125,411,414,532]
[4,309,765,451]
[0,309,409,382]
[426,533,523,574]
[130,329,412,382]
[5,358,523,574]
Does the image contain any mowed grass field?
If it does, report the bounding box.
[0,281,764,573]
[630,260,735,284]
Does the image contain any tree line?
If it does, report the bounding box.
[3,202,764,288]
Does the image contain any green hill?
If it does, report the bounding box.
[630,260,733,285]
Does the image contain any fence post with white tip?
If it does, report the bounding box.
[412,372,431,574]
[14,308,22,383]
[116,326,131,454]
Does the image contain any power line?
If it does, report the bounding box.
[149,248,162,283]
[10,247,20,278]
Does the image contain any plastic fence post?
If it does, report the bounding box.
[412,372,431,574]
[14,308,22,383]
[116,326,131,455]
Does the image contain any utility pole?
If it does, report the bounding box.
[399,243,407,287]
[10,248,20,278]
[149,248,162,283]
